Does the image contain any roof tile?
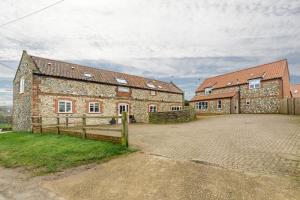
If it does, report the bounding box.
[29,55,183,94]
[196,60,288,92]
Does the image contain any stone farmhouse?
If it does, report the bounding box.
[190,60,292,114]
[13,51,184,131]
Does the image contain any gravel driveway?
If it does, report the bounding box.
[129,114,300,176]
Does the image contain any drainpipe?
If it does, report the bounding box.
[238,85,241,114]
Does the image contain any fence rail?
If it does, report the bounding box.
[31,112,129,147]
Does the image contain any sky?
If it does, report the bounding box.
[0,0,300,105]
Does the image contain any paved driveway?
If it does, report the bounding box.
[129,114,300,176]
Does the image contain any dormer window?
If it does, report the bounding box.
[84,73,92,78]
[204,87,212,95]
[116,78,127,84]
[249,79,260,89]
[147,83,156,88]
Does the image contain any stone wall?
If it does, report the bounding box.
[149,108,196,124]
[12,51,37,131]
[239,79,281,113]
[36,76,183,124]
[192,79,282,114]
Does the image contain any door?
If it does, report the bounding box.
[118,103,129,123]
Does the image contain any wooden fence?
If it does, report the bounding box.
[31,112,129,147]
[279,98,300,115]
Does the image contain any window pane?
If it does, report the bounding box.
[59,102,65,112]
[118,86,129,93]
[89,104,94,112]
[94,103,100,112]
[66,102,71,112]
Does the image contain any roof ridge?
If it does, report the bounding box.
[203,59,287,81]
[29,54,174,86]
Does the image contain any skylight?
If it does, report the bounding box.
[84,73,92,78]
[146,83,156,88]
[158,85,162,89]
[116,78,127,84]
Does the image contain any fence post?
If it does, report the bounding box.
[121,112,128,147]
[82,114,86,139]
[39,116,43,134]
[56,115,60,134]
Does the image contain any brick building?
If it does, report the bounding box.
[13,51,184,131]
[190,60,292,114]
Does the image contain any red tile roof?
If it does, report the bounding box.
[291,84,300,97]
[196,60,288,92]
[29,54,183,94]
[190,92,237,102]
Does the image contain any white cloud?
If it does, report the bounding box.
[0,0,299,102]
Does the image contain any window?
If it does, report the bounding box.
[84,73,92,78]
[249,79,260,89]
[58,100,72,113]
[116,78,127,84]
[118,86,130,93]
[150,90,156,96]
[148,104,157,112]
[19,77,25,94]
[146,83,156,89]
[246,99,250,105]
[171,106,182,111]
[217,100,222,109]
[204,87,212,95]
[89,102,100,113]
[196,101,208,110]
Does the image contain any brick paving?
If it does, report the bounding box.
[129,114,300,176]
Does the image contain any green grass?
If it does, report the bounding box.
[0,132,134,174]
[0,123,11,129]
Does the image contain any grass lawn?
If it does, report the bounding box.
[0,123,11,129]
[0,132,134,174]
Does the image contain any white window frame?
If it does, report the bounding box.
[19,77,25,94]
[249,79,261,89]
[118,86,130,93]
[146,83,156,89]
[150,90,156,96]
[116,78,127,84]
[171,106,182,111]
[58,100,73,113]
[217,99,222,110]
[204,87,212,95]
[89,102,100,113]
[148,104,157,112]
[196,101,208,110]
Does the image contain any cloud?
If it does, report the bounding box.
[0,0,299,102]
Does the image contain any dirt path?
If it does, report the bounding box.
[0,167,63,200]
[0,152,299,200]
[43,152,299,200]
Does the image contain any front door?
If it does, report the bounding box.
[118,103,129,123]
